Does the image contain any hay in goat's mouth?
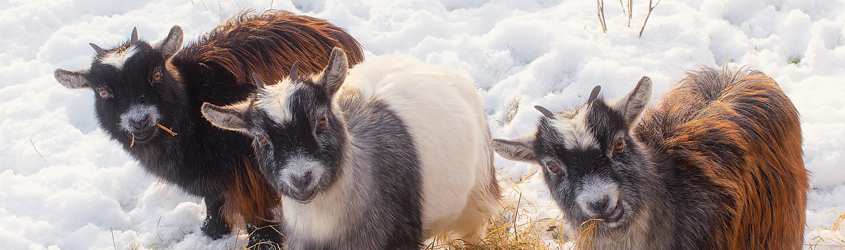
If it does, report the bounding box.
[156,123,177,136]
[129,124,177,148]
[575,218,604,249]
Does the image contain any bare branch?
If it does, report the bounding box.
[628,0,633,27]
[619,0,626,16]
[596,0,607,33]
[30,139,46,162]
[639,0,661,38]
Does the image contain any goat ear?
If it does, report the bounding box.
[616,76,652,126]
[202,101,250,134]
[157,25,183,59]
[321,47,348,97]
[54,68,91,89]
[492,134,538,163]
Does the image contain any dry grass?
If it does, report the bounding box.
[226,208,845,250]
[806,211,845,250]
[425,166,608,250]
[428,197,570,250]
[505,96,522,124]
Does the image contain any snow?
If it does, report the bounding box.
[1,0,844,249]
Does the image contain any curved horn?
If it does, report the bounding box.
[252,73,265,90]
[534,105,555,119]
[130,27,138,43]
[89,43,106,57]
[587,85,601,103]
[289,61,300,82]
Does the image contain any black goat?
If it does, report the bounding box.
[53,10,364,247]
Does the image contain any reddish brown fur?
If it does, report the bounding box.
[636,66,808,249]
[221,157,280,227]
[178,9,365,84]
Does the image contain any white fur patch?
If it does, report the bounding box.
[281,161,360,243]
[576,175,620,217]
[100,46,138,70]
[119,104,160,132]
[550,106,599,150]
[343,55,499,239]
[257,80,300,124]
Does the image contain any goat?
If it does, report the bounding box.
[492,66,807,249]
[201,48,501,249]
[53,10,365,246]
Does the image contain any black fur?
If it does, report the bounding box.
[85,36,278,244]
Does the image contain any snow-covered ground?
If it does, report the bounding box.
[1,0,843,249]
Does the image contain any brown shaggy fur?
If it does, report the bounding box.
[636,66,808,249]
[221,157,280,227]
[179,9,365,85]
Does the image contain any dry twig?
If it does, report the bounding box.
[639,0,662,38]
[596,0,607,33]
[627,0,633,27]
[30,139,47,162]
[156,124,178,136]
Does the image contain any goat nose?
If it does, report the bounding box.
[589,197,610,216]
[291,171,313,190]
[129,115,152,131]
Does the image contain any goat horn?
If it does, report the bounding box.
[587,85,601,103]
[89,43,106,57]
[130,27,138,43]
[290,61,300,82]
[534,105,555,119]
[252,73,266,90]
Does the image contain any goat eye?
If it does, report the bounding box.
[316,115,328,130]
[151,68,162,83]
[546,161,562,174]
[613,138,626,154]
[257,137,268,145]
[98,89,111,99]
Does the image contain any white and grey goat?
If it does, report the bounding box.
[202,48,501,249]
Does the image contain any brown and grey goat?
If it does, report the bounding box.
[493,66,808,249]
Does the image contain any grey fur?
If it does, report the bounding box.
[54,68,90,89]
[620,77,651,124]
[119,104,160,133]
[491,137,536,162]
[283,95,422,249]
